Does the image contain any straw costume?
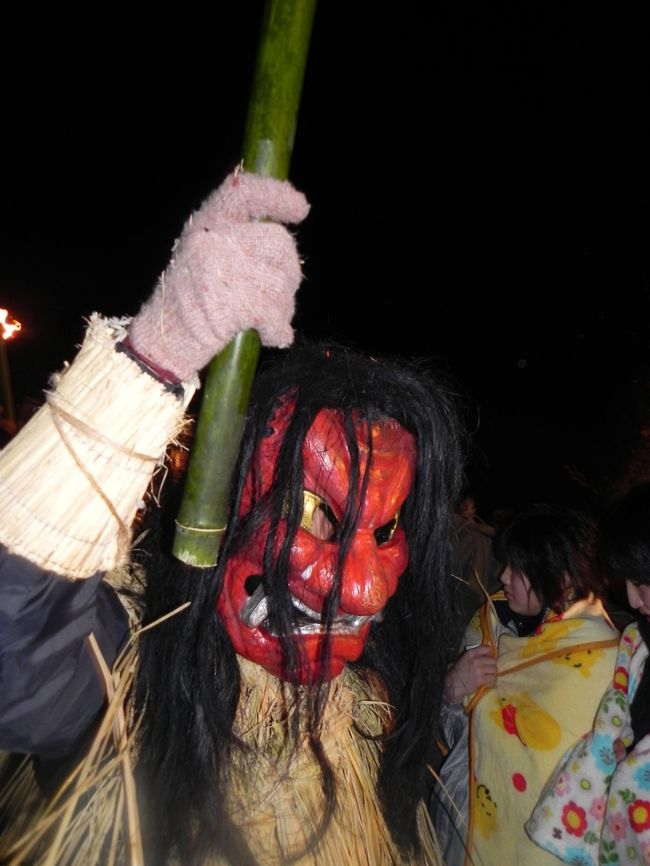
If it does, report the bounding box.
[433,590,618,866]
[0,170,463,866]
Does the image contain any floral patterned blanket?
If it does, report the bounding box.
[526,623,650,866]
[467,597,618,866]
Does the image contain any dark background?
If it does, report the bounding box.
[1,6,648,519]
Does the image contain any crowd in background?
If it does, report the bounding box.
[430,483,650,865]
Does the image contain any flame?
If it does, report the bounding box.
[0,309,21,341]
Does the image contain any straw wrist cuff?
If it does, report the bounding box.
[0,314,197,577]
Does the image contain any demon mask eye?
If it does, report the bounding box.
[300,490,339,541]
[373,512,400,546]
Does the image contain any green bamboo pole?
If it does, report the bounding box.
[173,0,317,566]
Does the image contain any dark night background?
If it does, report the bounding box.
[1,7,648,519]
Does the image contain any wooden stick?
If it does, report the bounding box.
[0,339,15,424]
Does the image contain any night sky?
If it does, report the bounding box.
[1,6,648,517]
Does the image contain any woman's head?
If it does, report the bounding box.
[598,483,650,622]
[494,504,598,614]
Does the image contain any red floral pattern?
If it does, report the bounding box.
[613,665,629,692]
[561,801,587,836]
[629,800,650,833]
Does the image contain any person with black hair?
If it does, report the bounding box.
[527,484,650,864]
[431,504,619,866]
[0,170,464,866]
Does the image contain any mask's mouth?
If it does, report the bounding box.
[239,579,378,635]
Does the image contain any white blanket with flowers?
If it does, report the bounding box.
[527,623,650,865]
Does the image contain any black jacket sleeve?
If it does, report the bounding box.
[0,546,129,759]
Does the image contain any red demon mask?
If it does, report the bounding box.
[217,403,417,684]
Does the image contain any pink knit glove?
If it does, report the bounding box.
[128,169,310,381]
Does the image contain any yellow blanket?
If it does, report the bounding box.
[464,594,618,866]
